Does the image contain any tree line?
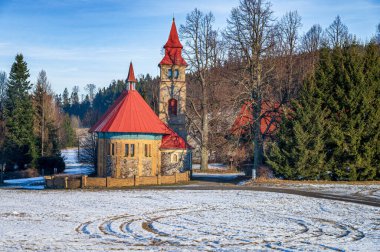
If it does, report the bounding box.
[59,0,380,180]
[6,0,377,181]
[0,55,75,172]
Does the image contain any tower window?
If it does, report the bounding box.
[167,69,173,78]
[174,69,179,79]
[168,98,177,116]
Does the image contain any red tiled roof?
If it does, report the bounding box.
[159,19,187,66]
[160,127,192,150]
[231,101,282,137]
[89,90,171,134]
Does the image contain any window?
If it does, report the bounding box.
[111,143,115,156]
[130,144,135,157]
[125,144,129,157]
[168,98,177,116]
[144,144,152,157]
[172,154,178,163]
[174,69,179,79]
[167,69,173,78]
[107,142,111,155]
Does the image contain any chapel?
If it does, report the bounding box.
[89,19,192,178]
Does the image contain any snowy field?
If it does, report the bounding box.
[0,189,379,251]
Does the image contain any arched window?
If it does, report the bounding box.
[168,98,177,116]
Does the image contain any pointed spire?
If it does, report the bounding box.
[164,18,183,49]
[126,62,137,91]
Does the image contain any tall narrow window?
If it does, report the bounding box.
[174,69,179,79]
[172,154,178,163]
[107,142,111,155]
[167,69,173,78]
[125,144,129,157]
[111,143,115,156]
[130,144,135,157]
[168,98,177,116]
[145,144,152,157]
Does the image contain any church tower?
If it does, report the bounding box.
[158,18,187,140]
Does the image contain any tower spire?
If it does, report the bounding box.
[127,61,137,91]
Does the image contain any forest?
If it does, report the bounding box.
[0,0,379,180]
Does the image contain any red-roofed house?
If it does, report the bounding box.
[231,101,282,139]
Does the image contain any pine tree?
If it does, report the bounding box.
[62,87,70,112]
[4,54,36,169]
[266,80,328,180]
[320,44,378,180]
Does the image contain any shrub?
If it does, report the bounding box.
[37,156,65,175]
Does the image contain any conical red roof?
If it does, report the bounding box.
[126,62,137,83]
[89,90,171,134]
[159,19,187,66]
[164,18,183,49]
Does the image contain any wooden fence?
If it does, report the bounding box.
[44,172,190,189]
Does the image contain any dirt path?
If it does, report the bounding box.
[129,174,380,208]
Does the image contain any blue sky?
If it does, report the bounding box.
[0,0,379,95]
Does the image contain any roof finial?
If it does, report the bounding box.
[127,61,137,91]
[173,13,175,22]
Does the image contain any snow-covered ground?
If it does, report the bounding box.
[192,163,229,170]
[2,149,94,190]
[0,189,378,251]
[243,181,380,200]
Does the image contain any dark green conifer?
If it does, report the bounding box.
[4,54,36,169]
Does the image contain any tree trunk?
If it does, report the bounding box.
[252,94,263,177]
[200,83,209,171]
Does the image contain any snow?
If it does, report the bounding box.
[247,182,380,200]
[192,163,229,170]
[0,189,378,251]
[191,173,244,181]
[2,148,94,190]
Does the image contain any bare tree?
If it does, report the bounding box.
[224,0,276,174]
[34,70,52,156]
[180,9,221,170]
[277,11,302,100]
[376,23,380,44]
[79,133,97,168]
[325,16,350,48]
[85,83,96,102]
[0,71,7,163]
[301,24,322,53]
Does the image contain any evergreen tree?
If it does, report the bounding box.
[267,44,380,181]
[61,114,76,148]
[62,87,70,112]
[266,81,328,180]
[4,54,36,169]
